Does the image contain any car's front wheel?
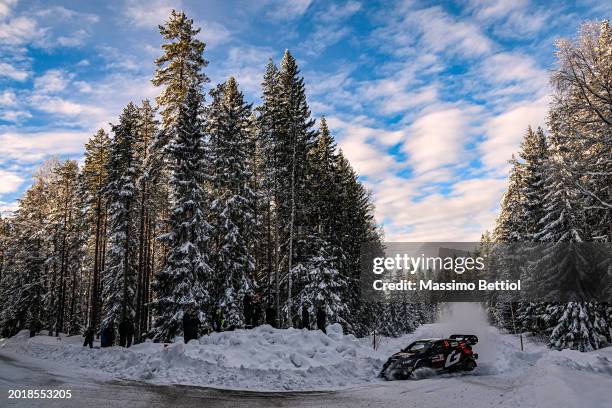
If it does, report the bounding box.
[463,359,477,371]
[383,365,411,381]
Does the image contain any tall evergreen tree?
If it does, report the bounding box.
[101,103,140,333]
[151,86,212,342]
[82,129,111,331]
[207,78,256,327]
[277,50,317,327]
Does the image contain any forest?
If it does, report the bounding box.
[486,21,612,352]
[0,10,433,343]
[0,11,610,354]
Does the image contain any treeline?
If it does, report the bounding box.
[486,21,612,351]
[0,10,433,342]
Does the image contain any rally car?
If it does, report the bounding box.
[380,334,479,380]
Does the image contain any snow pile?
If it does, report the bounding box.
[3,303,611,393]
[1,324,398,391]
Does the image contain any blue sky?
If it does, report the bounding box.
[0,0,609,240]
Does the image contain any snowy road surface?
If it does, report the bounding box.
[2,304,611,407]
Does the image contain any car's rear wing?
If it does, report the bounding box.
[449,334,478,345]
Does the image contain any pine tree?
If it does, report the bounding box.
[82,129,111,332]
[151,86,212,342]
[277,50,317,327]
[101,103,140,333]
[518,127,548,240]
[256,59,283,325]
[207,78,256,327]
[297,239,348,326]
[134,99,159,342]
[152,9,208,129]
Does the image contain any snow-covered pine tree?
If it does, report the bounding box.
[0,179,47,336]
[297,238,348,326]
[151,86,212,342]
[153,9,208,129]
[488,156,525,331]
[277,50,318,326]
[82,129,111,332]
[519,127,548,240]
[206,77,256,328]
[101,103,140,334]
[493,156,525,242]
[134,99,159,342]
[551,20,611,244]
[513,127,549,333]
[255,59,283,326]
[46,160,86,335]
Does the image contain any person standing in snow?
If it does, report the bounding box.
[118,320,127,347]
[125,319,134,348]
[83,326,94,348]
[252,298,262,328]
[213,309,224,332]
[243,294,253,328]
[265,306,276,328]
[101,326,114,348]
[183,309,199,343]
[301,306,310,329]
[316,307,326,333]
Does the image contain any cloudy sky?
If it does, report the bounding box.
[0,0,609,240]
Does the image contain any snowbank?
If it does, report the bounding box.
[2,307,611,392]
[1,324,406,391]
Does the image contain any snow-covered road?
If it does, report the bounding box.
[1,304,611,407]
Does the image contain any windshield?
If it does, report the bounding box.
[403,341,432,353]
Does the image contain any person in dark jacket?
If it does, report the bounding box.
[212,309,224,332]
[100,326,114,348]
[118,320,127,347]
[243,294,253,328]
[125,319,134,348]
[301,306,310,329]
[183,312,200,343]
[265,306,276,328]
[316,306,326,333]
[252,300,262,328]
[83,326,94,348]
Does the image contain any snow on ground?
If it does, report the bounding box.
[1,303,611,398]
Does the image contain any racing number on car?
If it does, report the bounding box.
[444,350,461,368]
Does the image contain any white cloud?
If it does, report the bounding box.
[0,90,17,105]
[0,62,28,81]
[468,0,547,37]
[404,106,476,174]
[34,69,70,93]
[326,116,404,179]
[198,20,232,48]
[479,96,549,172]
[0,130,91,162]
[316,1,361,22]
[266,0,313,20]
[480,52,548,96]
[0,15,40,45]
[0,109,31,122]
[0,0,17,19]
[123,0,181,28]
[376,177,506,241]
[376,5,493,58]
[30,95,105,118]
[0,168,24,194]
